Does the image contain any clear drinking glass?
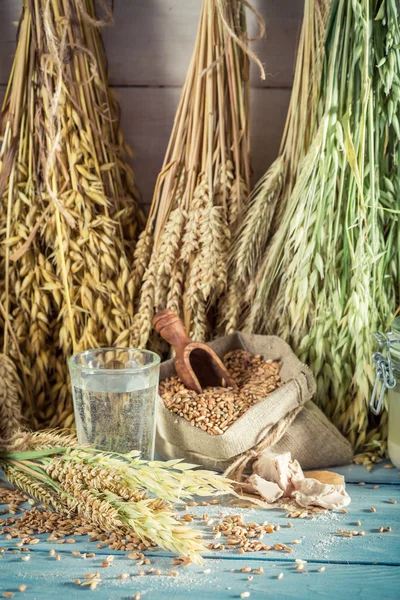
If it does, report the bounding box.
[68,348,160,459]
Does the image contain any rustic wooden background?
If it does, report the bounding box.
[0,0,303,209]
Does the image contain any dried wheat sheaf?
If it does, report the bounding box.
[129,0,265,348]
[0,0,143,429]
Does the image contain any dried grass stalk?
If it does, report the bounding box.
[129,0,263,347]
[223,0,332,331]
[0,0,143,429]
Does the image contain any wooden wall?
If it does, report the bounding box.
[0,0,303,209]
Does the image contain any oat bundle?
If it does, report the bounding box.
[0,0,143,430]
[128,0,264,349]
[240,0,399,449]
[0,431,232,563]
[223,0,332,332]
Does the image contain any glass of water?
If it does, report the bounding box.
[68,348,160,459]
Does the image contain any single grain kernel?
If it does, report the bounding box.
[240,593,250,599]
[356,520,361,526]
[203,569,211,574]
[3,593,14,598]
[277,573,284,579]
[389,499,397,504]
[318,567,326,573]
[292,540,301,544]
[385,526,392,532]
[373,485,379,489]
[119,573,129,579]
[17,585,26,593]
[370,507,376,512]
[55,554,61,561]
[133,594,141,600]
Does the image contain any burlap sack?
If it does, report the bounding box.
[156,332,353,472]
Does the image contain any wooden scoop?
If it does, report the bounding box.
[153,309,236,393]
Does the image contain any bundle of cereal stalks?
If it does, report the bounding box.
[236,0,399,450]
[0,0,143,430]
[224,0,332,332]
[129,0,265,349]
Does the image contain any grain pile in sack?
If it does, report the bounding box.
[156,332,353,474]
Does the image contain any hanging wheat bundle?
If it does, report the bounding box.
[0,430,232,564]
[127,0,265,349]
[242,0,399,450]
[223,0,332,332]
[0,0,143,430]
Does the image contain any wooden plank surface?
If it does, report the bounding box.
[0,1,303,88]
[0,554,399,600]
[334,461,400,485]
[2,480,398,566]
[1,463,399,599]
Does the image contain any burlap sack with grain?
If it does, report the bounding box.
[156,332,353,475]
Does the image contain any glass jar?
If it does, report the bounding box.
[371,317,400,468]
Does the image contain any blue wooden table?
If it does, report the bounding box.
[1,461,399,599]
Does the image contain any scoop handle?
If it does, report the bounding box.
[153,309,192,355]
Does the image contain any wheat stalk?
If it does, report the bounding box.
[131,0,261,344]
[224,0,332,330]
[1,432,232,563]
